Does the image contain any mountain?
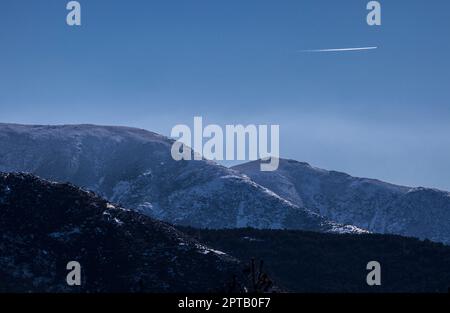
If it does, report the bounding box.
[0,172,247,292]
[181,227,450,293]
[0,123,364,234]
[232,159,450,244]
[3,172,447,293]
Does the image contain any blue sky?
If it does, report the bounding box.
[1,0,450,190]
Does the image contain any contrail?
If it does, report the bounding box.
[299,46,378,53]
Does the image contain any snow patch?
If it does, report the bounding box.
[195,244,226,256]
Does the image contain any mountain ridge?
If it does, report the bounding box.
[233,159,450,244]
[0,172,247,292]
[0,123,364,234]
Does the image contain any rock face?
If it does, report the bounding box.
[232,159,450,244]
[0,172,244,292]
[0,123,364,234]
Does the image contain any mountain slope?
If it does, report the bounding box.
[0,172,246,292]
[232,159,450,244]
[181,227,450,293]
[0,123,363,234]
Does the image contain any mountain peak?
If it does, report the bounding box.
[0,123,170,144]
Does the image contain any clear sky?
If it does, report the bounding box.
[1,0,450,190]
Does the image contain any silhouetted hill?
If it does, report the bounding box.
[0,172,245,292]
[181,227,450,293]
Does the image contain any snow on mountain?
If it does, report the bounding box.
[232,159,450,244]
[0,172,247,292]
[0,123,364,234]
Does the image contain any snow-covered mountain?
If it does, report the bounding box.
[232,159,450,244]
[0,123,363,234]
[0,172,245,292]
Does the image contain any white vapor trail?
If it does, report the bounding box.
[299,46,378,53]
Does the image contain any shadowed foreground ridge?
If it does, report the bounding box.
[0,172,245,293]
[182,227,450,293]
